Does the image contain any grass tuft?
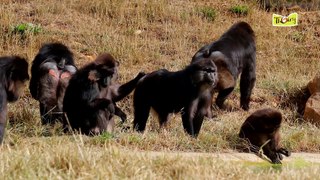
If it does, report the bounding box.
[11,23,42,35]
[230,5,249,16]
[196,6,217,22]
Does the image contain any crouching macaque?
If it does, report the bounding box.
[239,108,291,164]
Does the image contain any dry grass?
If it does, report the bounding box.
[2,137,320,179]
[1,0,320,179]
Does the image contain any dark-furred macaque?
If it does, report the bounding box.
[133,58,218,137]
[239,108,291,164]
[192,21,256,114]
[0,56,29,144]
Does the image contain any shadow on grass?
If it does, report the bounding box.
[279,86,310,117]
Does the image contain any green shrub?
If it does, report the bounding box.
[196,7,216,22]
[99,132,114,141]
[11,23,42,35]
[230,5,249,16]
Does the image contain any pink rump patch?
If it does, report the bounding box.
[49,69,59,79]
[61,72,71,79]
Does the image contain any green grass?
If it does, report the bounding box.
[196,6,217,22]
[230,5,249,16]
[11,23,42,35]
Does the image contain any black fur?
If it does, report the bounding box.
[29,42,76,124]
[63,53,145,135]
[133,59,218,137]
[192,21,256,112]
[0,56,29,143]
[239,108,291,164]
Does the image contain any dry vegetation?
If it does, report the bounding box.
[1,0,320,179]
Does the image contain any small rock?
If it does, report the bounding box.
[303,92,320,126]
[307,74,320,94]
